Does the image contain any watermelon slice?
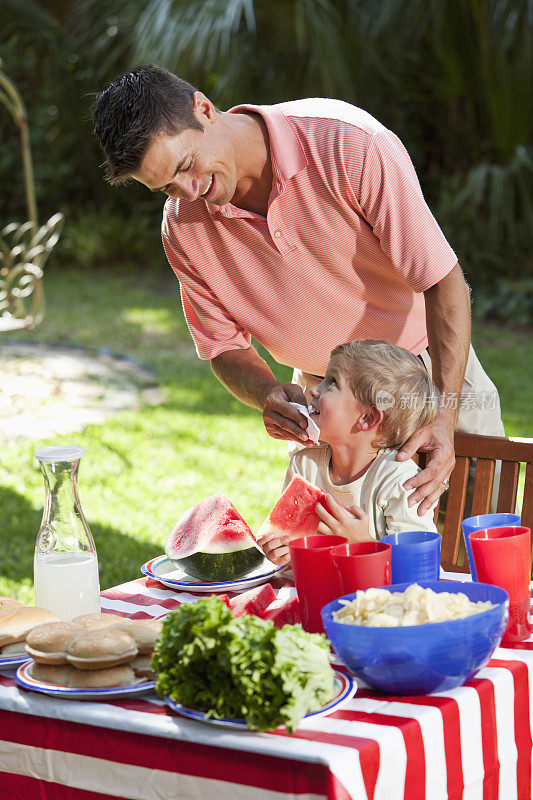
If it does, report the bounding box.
[228,584,276,618]
[215,593,231,607]
[261,596,301,628]
[256,476,327,542]
[165,494,264,581]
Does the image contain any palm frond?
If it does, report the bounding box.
[1,0,60,35]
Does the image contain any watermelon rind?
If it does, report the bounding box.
[169,545,265,582]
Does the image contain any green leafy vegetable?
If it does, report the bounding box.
[152,595,335,733]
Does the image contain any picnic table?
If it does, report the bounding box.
[1,572,532,800]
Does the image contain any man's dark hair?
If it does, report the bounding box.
[92,65,203,185]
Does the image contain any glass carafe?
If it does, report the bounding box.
[34,445,100,620]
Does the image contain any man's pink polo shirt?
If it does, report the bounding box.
[162,98,457,377]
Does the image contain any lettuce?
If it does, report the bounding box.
[152,595,335,733]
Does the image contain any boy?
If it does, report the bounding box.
[258,340,440,566]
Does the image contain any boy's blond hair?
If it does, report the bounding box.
[330,339,439,449]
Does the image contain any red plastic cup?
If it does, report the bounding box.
[289,535,348,633]
[331,541,392,595]
[469,526,531,645]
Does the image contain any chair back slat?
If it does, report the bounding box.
[441,456,469,571]
[523,463,533,533]
[430,433,533,574]
[496,460,520,514]
[470,459,495,516]
[455,433,533,462]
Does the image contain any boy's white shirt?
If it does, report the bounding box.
[284,445,438,540]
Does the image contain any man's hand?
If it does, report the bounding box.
[316,495,373,542]
[263,383,316,447]
[211,348,315,445]
[396,415,455,515]
[405,262,469,516]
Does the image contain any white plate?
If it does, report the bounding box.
[164,669,356,729]
[0,654,31,670]
[15,661,156,700]
[141,555,286,592]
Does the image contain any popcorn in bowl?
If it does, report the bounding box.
[332,583,495,627]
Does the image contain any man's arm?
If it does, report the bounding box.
[211,347,313,445]
[397,262,471,514]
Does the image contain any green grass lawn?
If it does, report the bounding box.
[1,266,530,603]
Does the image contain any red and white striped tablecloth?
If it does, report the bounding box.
[1,573,533,800]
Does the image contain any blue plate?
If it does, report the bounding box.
[15,660,156,700]
[165,669,356,729]
[0,654,31,670]
[141,555,286,592]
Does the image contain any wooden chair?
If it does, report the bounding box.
[423,432,533,573]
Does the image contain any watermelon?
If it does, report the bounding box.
[228,584,276,618]
[215,593,231,607]
[256,476,327,542]
[165,493,264,581]
[262,596,301,628]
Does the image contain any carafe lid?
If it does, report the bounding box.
[34,445,85,462]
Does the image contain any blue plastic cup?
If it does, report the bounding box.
[461,513,521,580]
[380,530,441,583]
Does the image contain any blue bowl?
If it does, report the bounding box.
[321,580,508,695]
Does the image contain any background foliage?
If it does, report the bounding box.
[0,1,531,600]
[1,0,532,318]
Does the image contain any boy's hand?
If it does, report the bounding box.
[256,532,291,567]
[316,494,373,543]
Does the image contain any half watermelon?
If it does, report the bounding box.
[256,476,327,542]
[165,493,265,581]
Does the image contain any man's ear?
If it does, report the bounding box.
[357,405,383,432]
[192,91,217,125]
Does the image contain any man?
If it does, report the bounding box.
[93,65,505,516]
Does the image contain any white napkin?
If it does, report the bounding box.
[290,402,321,444]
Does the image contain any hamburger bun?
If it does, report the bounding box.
[25,621,82,665]
[72,613,125,630]
[112,619,162,654]
[0,606,59,647]
[69,664,137,688]
[129,654,156,680]
[67,628,138,670]
[0,597,24,612]
[30,662,74,687]
[0,641,29,657]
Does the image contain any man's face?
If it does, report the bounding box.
[132,94,238,206]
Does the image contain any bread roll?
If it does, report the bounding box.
[67,628,138,669]
[25,621,82,665]
[0,597,24,612]
[0,641,28,657]
[30,662,74,687]
[129,654,156,679]
[69,664,136,688]
[72,613,125,630]
[0,607,59,647]
[113,618,162,654]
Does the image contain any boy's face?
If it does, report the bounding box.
[309,357,367,444]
